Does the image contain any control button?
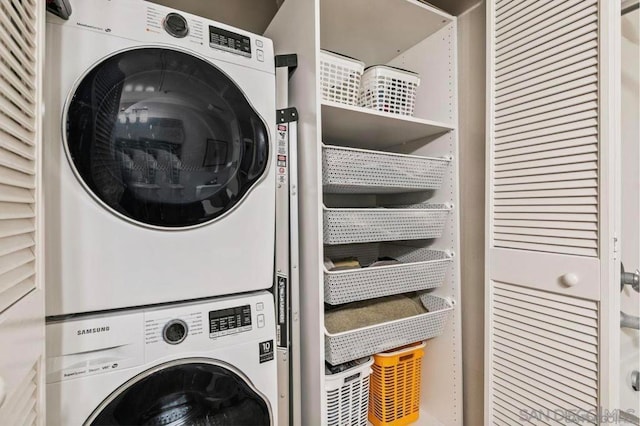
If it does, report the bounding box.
[163,13,189,38]
[257,49,264,62]
[163,319,188,344]
[257,314,265,328]
[256,39,263,47]
[256,302,264,311]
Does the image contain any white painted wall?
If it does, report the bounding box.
[456,2,486,424]
[620,5,639,418]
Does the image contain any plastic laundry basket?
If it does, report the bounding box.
[325,357,374,426]
[320,50,365,106]
[369,342,426,426]
[359,65,420,116]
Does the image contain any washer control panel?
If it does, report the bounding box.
[209,304,252,338]
[162,319,188,344]
[209,25,251,57]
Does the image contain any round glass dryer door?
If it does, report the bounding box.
[66,47,269,229]
[88,361,271,425]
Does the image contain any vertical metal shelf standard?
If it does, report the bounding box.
[274,54,300,426]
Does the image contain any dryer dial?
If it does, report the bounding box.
[163,13,189,38]
[163,319,188,344]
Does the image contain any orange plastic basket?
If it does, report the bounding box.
[368,341,426,426]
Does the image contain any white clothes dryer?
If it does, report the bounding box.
[46,291,277,425]
[44,0,276,316]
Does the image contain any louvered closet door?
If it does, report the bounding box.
[0,0,45,424]
[486,0,620,424]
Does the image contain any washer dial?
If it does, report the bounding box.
[163,319,188,344]
[163,13,189,38]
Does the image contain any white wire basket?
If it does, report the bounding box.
[323,144,451,194]
[325,294,453,365]
[359,65,420,116]
[324,243,452,305]
[320,50,365,106]
[323,204,451,245]
[325,357,374,426]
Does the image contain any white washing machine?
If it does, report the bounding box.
[44,0,276,316]
[46,291,277,425]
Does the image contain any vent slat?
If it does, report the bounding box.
[494,362,596,411]
[0,146,35,175]
[495,146,598,167]
[495,136,597,160]
[0,0,39,316]
[493,373,594,425]
[495,241,596,256]
[496,32,597,79]
[494,328,597,372]
[1,1,36,43]
[493,385,581,426]
[0,219,35,239]
[494,293,598,328]
[494,353,597,398]
[494,309,597,345]
[494,179,598,192]
[496,108,597,138]
[0,166,35,189]
[495,226,597,241]
[494,282,598,308]
[0,14,35,75]
[0,234,34,257]
[0,261,35,294]
[0,94,35,132]
[0,248,34,276]
[0,183,34,203]
[493,315,597,355]
[494,339,597,383]
[495,170,598,186]
[493,212,597,222]
[496,1,597,56]
[496,83,597,120]
[497,13,597,66]
[495,154,598,173]
[493,396,551,426]
[497,42,597,88]
[494,196,598,206]
[0,12,36,65]
[496,98,597,131]
[494,220,597,232]
[496,0,555,32]
[1,129,37,157]
[495,161,597,178]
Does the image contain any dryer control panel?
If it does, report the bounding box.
[209,26,251,57]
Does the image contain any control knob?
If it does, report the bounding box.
[163,13,189,38]
[163,319,188,344]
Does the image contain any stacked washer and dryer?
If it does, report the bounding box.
[44,1,278,424]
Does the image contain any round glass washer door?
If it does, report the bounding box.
[65,47,269,229]
[87,361,271,425]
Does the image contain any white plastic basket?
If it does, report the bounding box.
[324,243,452,305]
[322,144,451,194]
[323,204,451,245]
[325,357,374,426]
[320,50,365,106]
[359,65,420,116]
[325,294,453,365]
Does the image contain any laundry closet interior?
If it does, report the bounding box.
[0,0,637,425]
